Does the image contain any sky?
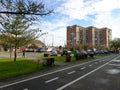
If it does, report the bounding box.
[36,0,120,46]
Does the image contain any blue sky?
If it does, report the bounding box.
[36,0,120,46]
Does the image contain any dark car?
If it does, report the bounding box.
[61,49,68,56]
[87,50,94,57]
[77,50,88,59]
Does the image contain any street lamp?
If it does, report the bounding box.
[52,34,54,47]
[40,31,48,49]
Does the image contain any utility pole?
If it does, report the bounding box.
[52,34,54,47]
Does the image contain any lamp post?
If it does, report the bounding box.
[9,33,12,58]
[52,34,54,47]
[40,31,48,51]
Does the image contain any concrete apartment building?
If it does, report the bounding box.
[67,25,112,49]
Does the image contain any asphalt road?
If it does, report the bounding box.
[0,54,120,90]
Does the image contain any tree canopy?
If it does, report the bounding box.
[0,0,53,61]
[0,0,53,15]
[110,38,120,53]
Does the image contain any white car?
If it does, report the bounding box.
[51,47,57,56]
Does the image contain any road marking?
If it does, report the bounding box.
[45,77,59,83]
[23,88,28,90]
[0,55,119,89]
[56,55,120,90]
[89,64,93,67]
[111,59,120,62]
[67,71,76,75]
[56,61,112,90]
[80,67,86,70]
[0,59,96,89]
[108,64,120,67]
[94,62,98,64]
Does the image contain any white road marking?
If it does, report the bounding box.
[67,71,76,75]
[0,55,119,89]
[23,88,28,90]
[89,64,93,67]
[80,67,86,70]
[108,64,120,67]
[45,77,59,83]
[56,61,112,90]
[0,60,95,89]
[94,62,98,64]
[111,60,120,62]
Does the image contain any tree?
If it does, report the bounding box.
[0,0,53,62]
[0,14,41,61]
[110,38,120,53]
[0,0,53,15]
[0,42,10,51]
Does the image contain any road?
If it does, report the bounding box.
[0,54,120,90]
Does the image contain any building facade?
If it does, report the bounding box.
[67,25,112,50]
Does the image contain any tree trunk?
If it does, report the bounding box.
[9,46,12,58]
[14,46,17,62]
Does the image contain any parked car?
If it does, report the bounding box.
[103,50,110,54]
[86,50,94,57]
[61,49,68,56]
[50,47,57,56]
[108,50,115,53]
[76,50,88,59]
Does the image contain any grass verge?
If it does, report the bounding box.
[0,54,109,80]
[0,58,48,80]
[39,55,96,62]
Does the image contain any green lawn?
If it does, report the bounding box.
[39,55,96,62]
[0,58,48,80]
[41,56,68,62]
[39,55,72,62]
[0,53,109,80]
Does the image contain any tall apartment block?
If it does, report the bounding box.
[67,25,112,49]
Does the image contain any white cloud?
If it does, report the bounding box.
[60,0,120,39]
[92,0,120,12]
[93,12,120,39]
[91,0,120,39]
[56,0,86,20]
[48,27,66,46]
[93,12,113,27]
[39,0,120,46]
[40,27,66,47]
[39,17,69,46]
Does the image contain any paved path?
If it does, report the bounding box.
[0,52,43,58]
